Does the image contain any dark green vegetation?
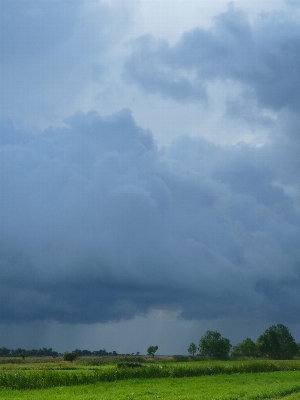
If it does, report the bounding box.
[0,348,59,358]
[63,352,78,362]
[187,342,197,356]
[192,324,300,360]
[146,345,158,357]
[199,330,232,359]
[231,337,257,358]
[0,347,119,358]
[234,325,299,360]
[256,324,299,359]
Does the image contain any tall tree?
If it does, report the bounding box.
[199,330,231,359]
[256,324,298,359]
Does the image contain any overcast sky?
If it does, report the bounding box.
[1,0,300,355]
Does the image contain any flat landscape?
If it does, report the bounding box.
[1,357,300,399]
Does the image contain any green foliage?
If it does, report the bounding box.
[1,371,300,400]
[0,347,11,357]
[1,359,300,390]
[63,352,78,362]
[199,330,231,359]
[231,337,257,358]
[256,324,298,359]
[187,342,197,356]
[296,342,300,356]
[147,345,158,357]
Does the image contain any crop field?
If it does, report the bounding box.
[1,357,300,399]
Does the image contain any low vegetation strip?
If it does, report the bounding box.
[1,372,300,399]
[1,360,300,390]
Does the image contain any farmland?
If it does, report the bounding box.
[1,357,300,399]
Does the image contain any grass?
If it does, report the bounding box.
[1,358,300,399]
[0,371,300,399]
[1,359,300,390]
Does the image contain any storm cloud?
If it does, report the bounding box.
[1,106,299,326]
[1,1,300,351]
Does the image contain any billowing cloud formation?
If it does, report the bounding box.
[1,108,300,325]
[124,6,300,112]
[1,1,300,344]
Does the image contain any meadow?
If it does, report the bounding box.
[1,357,300,399]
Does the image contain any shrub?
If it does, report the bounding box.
[63,352,78,362]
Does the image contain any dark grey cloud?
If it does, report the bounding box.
[124,6,300,112]
[1,109,299,326]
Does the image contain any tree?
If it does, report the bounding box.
[0,347,11,357]
[147,345,158,357]
[187,342,197,356]
[199,330,231,359]
[256,324,298,359]
[231,337,257,358]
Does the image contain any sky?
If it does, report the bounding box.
[1,0,300,355]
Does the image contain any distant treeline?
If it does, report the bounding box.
[0,347,59,357]
[0,347,122,358]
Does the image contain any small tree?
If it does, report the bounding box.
[256,324,298,359]
[147,345,158,357]
[199,330,231,359]
[187,342,197,356]
[231,337,257,358]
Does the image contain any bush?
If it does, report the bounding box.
[63,352,78,362]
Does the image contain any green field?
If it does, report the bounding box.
[1,357,300,399]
